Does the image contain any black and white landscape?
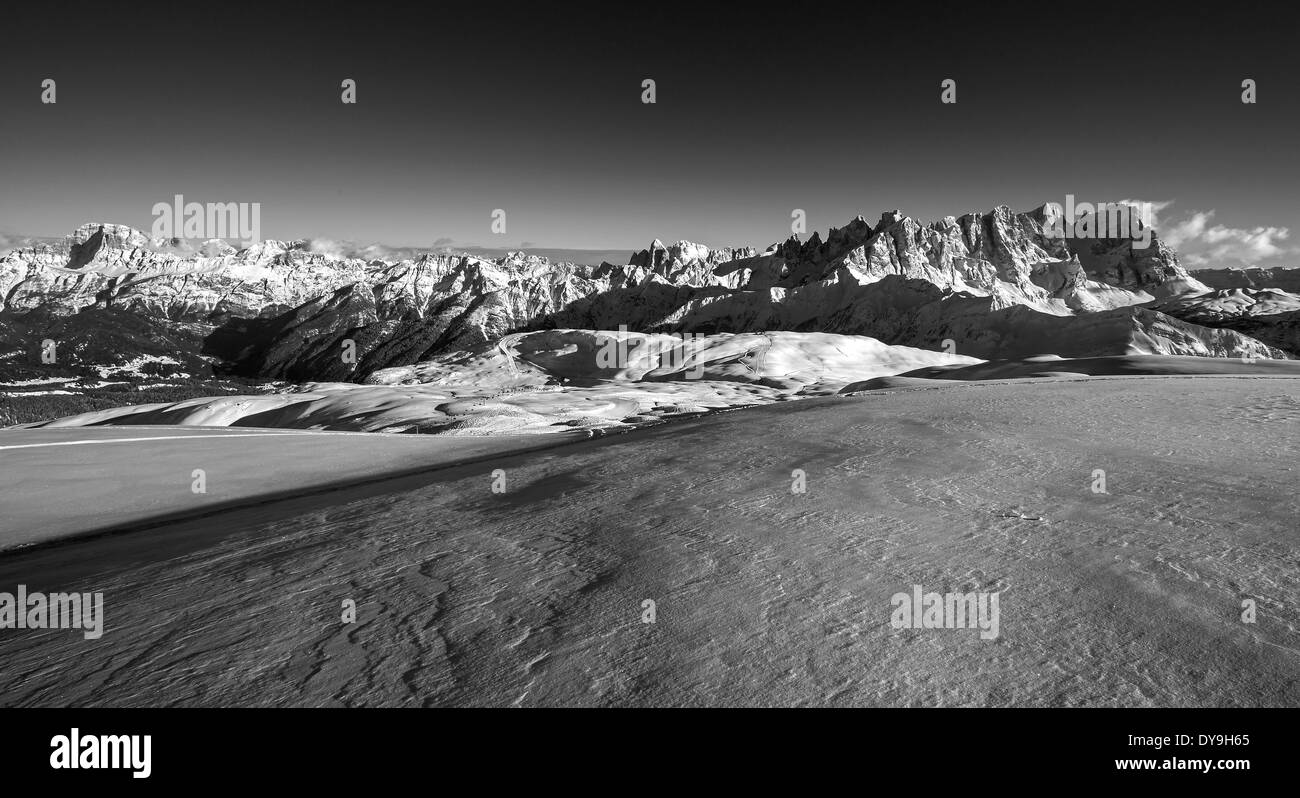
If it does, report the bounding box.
[0,1,1297,709]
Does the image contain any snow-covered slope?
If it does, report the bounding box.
[24,331,979,434]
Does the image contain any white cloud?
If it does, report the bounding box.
[301,238,447,262]
[1116,198,1175,228]
[1159,208,1293,267]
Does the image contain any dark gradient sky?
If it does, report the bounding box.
[1,0,1297,264]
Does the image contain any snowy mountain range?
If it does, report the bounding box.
[3,204,1298,390]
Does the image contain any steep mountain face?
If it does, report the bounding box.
[0,204,1283,384]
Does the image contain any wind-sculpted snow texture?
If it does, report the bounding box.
[3,376,1297,706]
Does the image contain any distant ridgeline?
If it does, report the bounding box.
[1,205,1297,384]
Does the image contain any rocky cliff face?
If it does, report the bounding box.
[0,204,1285,384]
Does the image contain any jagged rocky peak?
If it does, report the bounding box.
[67,222,152,249]
[822,214,875,255]
[628,238,742,271]
[66,226,109,270]
[755,214,877,288]
[1025,201,1065,231]
[622,237,757,289]
[628,239,669,271]
[54,223,249,269]
[876,210,906,228]
[51,223,151,270]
